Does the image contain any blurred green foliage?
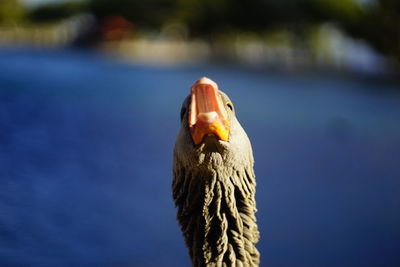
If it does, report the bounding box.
[88,0,173,28]
[0,0,26,25]
[1,0,399,65]
[345,0,400,66]
[172,0,365,35]
[29,1,85,22]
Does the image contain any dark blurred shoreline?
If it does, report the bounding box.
[1,44,399,88]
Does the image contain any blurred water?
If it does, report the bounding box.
[0,49,399,267]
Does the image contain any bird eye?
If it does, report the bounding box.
[226,102,234,111]
[180,107,187,121]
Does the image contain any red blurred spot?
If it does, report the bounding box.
[100,15,133,41]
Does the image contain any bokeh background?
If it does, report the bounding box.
[1,0,400,266]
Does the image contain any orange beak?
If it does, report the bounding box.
[188,77,229,145]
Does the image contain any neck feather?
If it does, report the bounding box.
[173,164,260,266]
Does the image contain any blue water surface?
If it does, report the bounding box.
[0,49,399,267]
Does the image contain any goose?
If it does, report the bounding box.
[173,77,260,266]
